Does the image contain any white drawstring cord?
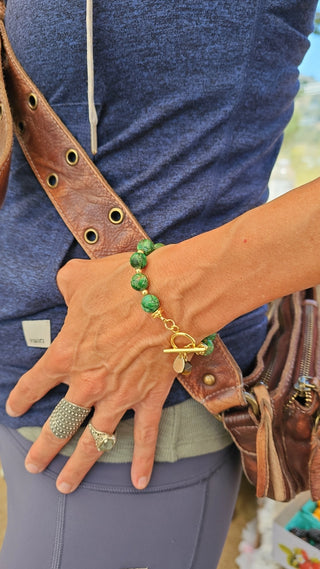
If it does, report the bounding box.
[86,0,98,155]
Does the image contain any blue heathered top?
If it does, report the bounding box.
[0,0,317,427]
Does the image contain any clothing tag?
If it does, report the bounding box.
[22,320,51,348]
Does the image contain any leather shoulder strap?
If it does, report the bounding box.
[0,4,13,208]
[0,8,147,258]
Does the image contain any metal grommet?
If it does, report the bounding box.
[17,121,25,134]
[108,207,124,225]
[202,374,216,386]
[0,103,3,120]
[46,173,59,188]
[66,149,79,166]
[28,93,38,110]
[84,228,99,244]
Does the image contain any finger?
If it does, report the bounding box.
[55,415,121,494]
[24,396,92,474]
[24,416,71,474]
[6,336,70,417]
[130,403,163,490]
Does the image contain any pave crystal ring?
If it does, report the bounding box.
[49,398,92,439]
[88,422,117,452]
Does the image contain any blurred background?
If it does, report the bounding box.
[269,1,320,198]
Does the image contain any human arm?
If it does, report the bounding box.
[6,176,320,494]
[155,176,320,343]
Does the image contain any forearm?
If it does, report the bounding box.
[149,177,320,340]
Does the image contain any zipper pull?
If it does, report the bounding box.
[294,376,317,393]
[291,376,317,408]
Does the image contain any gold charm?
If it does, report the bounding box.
[173,353,193,375]
[164,331,207,374]
[173,353,187,374]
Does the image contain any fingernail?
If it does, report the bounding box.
[57,481,72,494]
[6,403,18,417]
[25,463,40,474]
[137,476,149,490]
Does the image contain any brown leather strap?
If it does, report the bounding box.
[0,6,244,409]
[0,9,147,258]
[253,383,286,501]
[0,7,13,208]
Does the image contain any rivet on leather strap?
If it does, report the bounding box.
[46,173,59,189]
[202,374,216,386]
[84,228,99,244]
[108,207,124,225]
[28,93,38,110]
[66,149,79,166]
[17,120,25,134]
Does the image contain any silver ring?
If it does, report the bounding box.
[88,422,117,452]
[49,398,92,439]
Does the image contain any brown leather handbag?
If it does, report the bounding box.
[1,2,320,502]
[222,289,320,502]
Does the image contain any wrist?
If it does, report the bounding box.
[129,239,217,374]
[144,216,262,340]
[144,237,228,342]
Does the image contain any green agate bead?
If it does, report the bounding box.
[201,337,214,355]
[137,239,155,255]
[141,294,160,313]
[131,273,149,291]
[154,243,165,249]
[130,252,147,269]
[204,333,217,343]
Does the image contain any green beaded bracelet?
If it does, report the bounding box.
[130,239,164,314]
[130,239,217,375]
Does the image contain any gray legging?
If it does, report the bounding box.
[0,425,241,569]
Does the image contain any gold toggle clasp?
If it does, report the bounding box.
[163,332,208,375]
[163,332,207,354]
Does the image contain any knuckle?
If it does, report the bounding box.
[56,259,85,293]
[77,374,105,402]
[50,339,73,370]
[108,387,131,408]
[27,428,62,462]
[78,434,100,459]
[135,423,158,447]
[57,259,79,281]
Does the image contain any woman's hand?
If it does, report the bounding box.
[7,179,320,494]
[6,252,177,493]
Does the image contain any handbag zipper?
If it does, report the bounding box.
[251,307,279,389]
[288,302,316,408]
[244,297,317,415]
[259,358,275,387]
[243,302,288,416]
